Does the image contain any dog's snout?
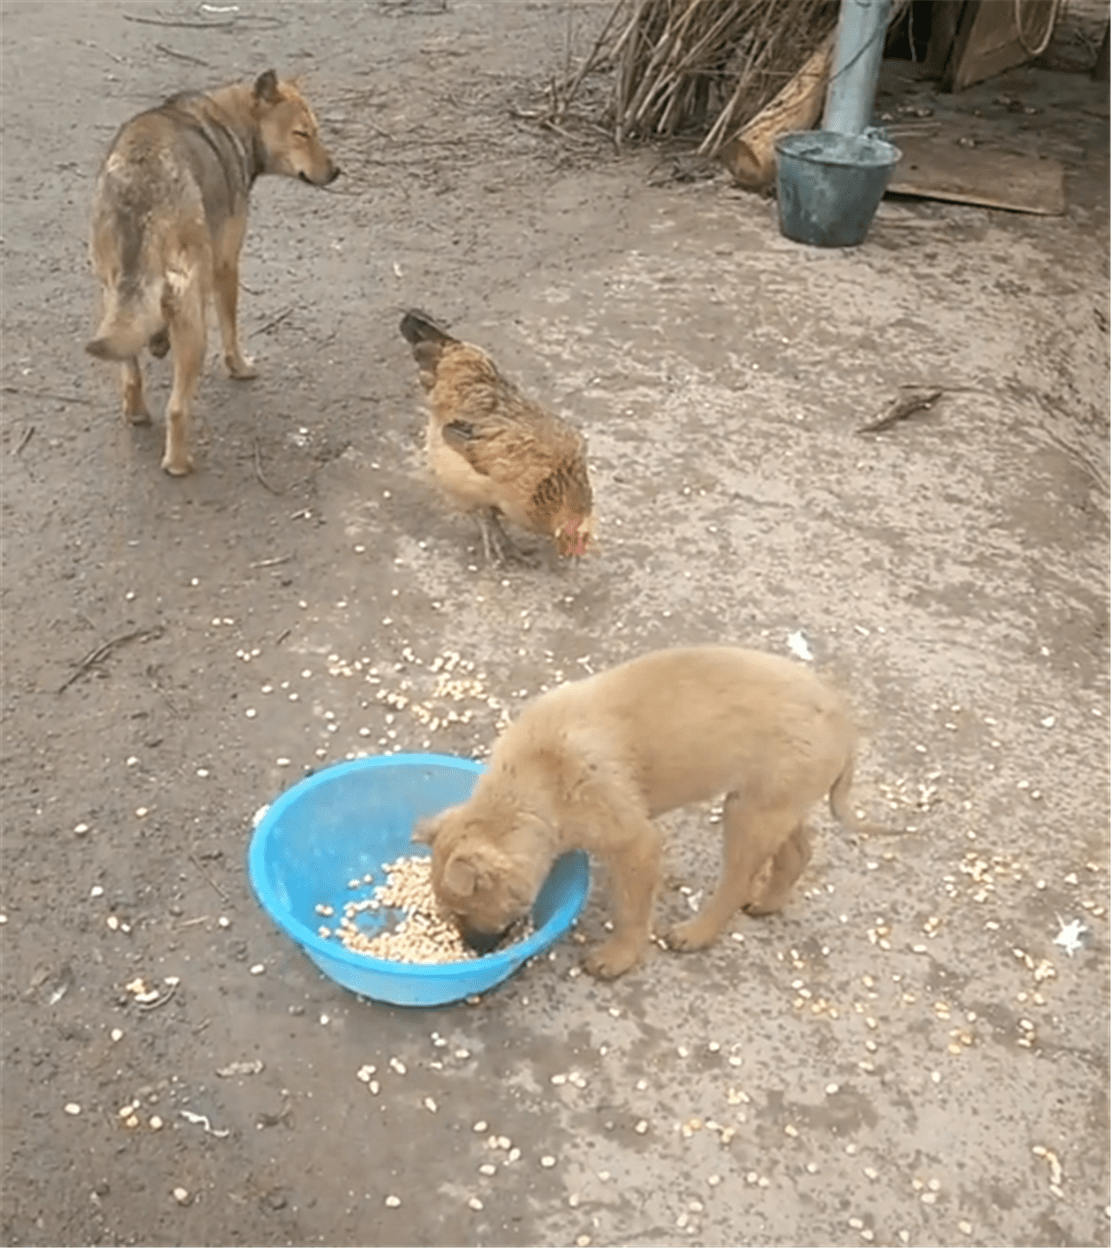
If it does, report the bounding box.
[299,163,341,188]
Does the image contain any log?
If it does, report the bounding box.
[718,34,834,189]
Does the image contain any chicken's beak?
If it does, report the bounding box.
[558,518,594,558]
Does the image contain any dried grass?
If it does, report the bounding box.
[553,0,841,154]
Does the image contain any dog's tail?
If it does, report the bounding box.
[829,753,897,836]
[86,279,168,362]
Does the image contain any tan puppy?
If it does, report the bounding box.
[87,70,340,475]
[415,646,869,979]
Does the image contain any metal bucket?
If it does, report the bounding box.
[774,130,901,248]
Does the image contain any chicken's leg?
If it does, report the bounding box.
[477,508,532,566]
[478,508,509,565]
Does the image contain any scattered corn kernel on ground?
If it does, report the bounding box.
[1,3,1107,1246]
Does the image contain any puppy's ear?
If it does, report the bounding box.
[442,845,506,898]
[411,816,440,846]
[442,853,479,898]
[254,70,281,104]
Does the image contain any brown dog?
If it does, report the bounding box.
[415,646,871,979]
[87,70,340,475]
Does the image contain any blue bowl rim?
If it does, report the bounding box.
[248,752,589,981]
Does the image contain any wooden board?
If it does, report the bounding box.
[887,134,1066,214]
[924,0,964,80]
[941,0,1059,92]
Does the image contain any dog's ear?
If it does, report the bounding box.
[411,816,440,846]
[254,70,281,105]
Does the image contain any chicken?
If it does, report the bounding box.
[399,309,594,564]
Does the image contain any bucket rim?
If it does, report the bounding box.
[774,129,902,169]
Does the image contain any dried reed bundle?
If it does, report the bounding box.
[552,0,840,155]
[610,0,839,151]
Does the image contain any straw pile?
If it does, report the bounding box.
[614,0,839,151]
[558,0,841,154]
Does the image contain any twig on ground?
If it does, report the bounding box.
[155,43,212,66]
[57,624,164,693]
[253,437,285,495]
[189,853,229,903]
[1038,428,1110,496]
[857,388,944,434]
[538,117,591,144]
[256,306,294,336]
[76,38,127,64]
[3,385,91,405]
[123,14,234,28]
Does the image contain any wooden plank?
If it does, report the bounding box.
[887,133,1066,214]
[924,0,966,80]
[1094,20,1109,82]
[942,0,1059,92]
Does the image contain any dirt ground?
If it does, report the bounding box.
[1,2,1108,1246]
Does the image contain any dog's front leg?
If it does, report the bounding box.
[584,818,662,980]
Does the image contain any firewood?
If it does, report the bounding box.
[717,33,834,188]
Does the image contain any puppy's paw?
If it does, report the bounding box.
[583,938,641,980]
[665,917,718,951]
[741,898,783,917]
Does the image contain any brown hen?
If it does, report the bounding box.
[400,310,594,564]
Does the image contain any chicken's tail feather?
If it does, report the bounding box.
[399,309,455,347]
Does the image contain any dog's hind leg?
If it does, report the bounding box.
[583,816,663,980]
[120,358,150,424]
[161,292,206,476]
[667,793,800,951]
[744,824,812,916]
[213,220,256,380]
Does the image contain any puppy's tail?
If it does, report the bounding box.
[87,280,168,362]
[829,754,898,836]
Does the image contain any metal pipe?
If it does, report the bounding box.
[822,0,893,135]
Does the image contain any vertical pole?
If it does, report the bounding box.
[822,0,894,134]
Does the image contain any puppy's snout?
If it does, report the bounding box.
[460,922,513,956]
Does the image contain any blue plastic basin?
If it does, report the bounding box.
[248,754,590,1007]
